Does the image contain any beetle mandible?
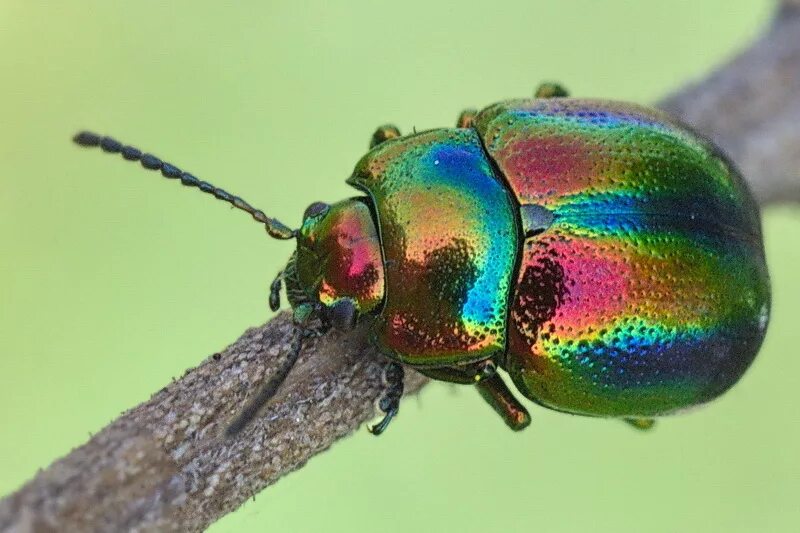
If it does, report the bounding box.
[73,83,770,435]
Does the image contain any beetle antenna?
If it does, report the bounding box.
[225,326,307,437]
[73,131,296,240]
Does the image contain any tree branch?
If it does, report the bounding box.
[660,1,800,205]
[2,4,799,532]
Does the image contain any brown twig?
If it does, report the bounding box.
[1,3,799,532]
[660,1,800,205]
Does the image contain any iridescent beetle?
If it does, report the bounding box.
[74,83,770,435]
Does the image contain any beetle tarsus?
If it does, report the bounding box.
[368,407,397,436]
[534,82,569,98]
[368,362,404,435]
[456,108,478,128]
[269,270,283,311]
[369,124,401,149]
[624,417,656,431]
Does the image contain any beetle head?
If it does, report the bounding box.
[283,198,385,330]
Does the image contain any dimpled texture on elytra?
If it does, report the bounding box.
[475,99,770,416]
[348,129,518,366]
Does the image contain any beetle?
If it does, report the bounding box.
[73,83,770,435]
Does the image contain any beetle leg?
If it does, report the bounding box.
[225,323,309,437]
[623,417,656,431]
[474,359,497,381]
[417,366,475,384]
[369,124,402,148]
[417,363,529,430]
[268,270,283,311]
[456,108,478,128]
[368,362,405,435]
[476,373,531,431]
[534,82,569,98]
[417,360,497,384]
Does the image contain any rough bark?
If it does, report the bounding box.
[2,3,799,532]
[0,315,428,533]
[660,2,800,205]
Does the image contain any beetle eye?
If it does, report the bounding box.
[303,201,330,220]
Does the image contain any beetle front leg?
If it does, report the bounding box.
[369,361,405,435]
[268,269,283,311]
[476,373,531,431]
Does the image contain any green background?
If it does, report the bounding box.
[1,1,797,532]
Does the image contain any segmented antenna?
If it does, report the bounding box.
[73,131,296,240]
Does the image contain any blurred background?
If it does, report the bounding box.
[1,1,798,532]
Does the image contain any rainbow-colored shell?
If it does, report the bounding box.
[75,94,769,431]
[347,98,769,418]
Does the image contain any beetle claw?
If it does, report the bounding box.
[369,362,404,436]
[368,409,397,436]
